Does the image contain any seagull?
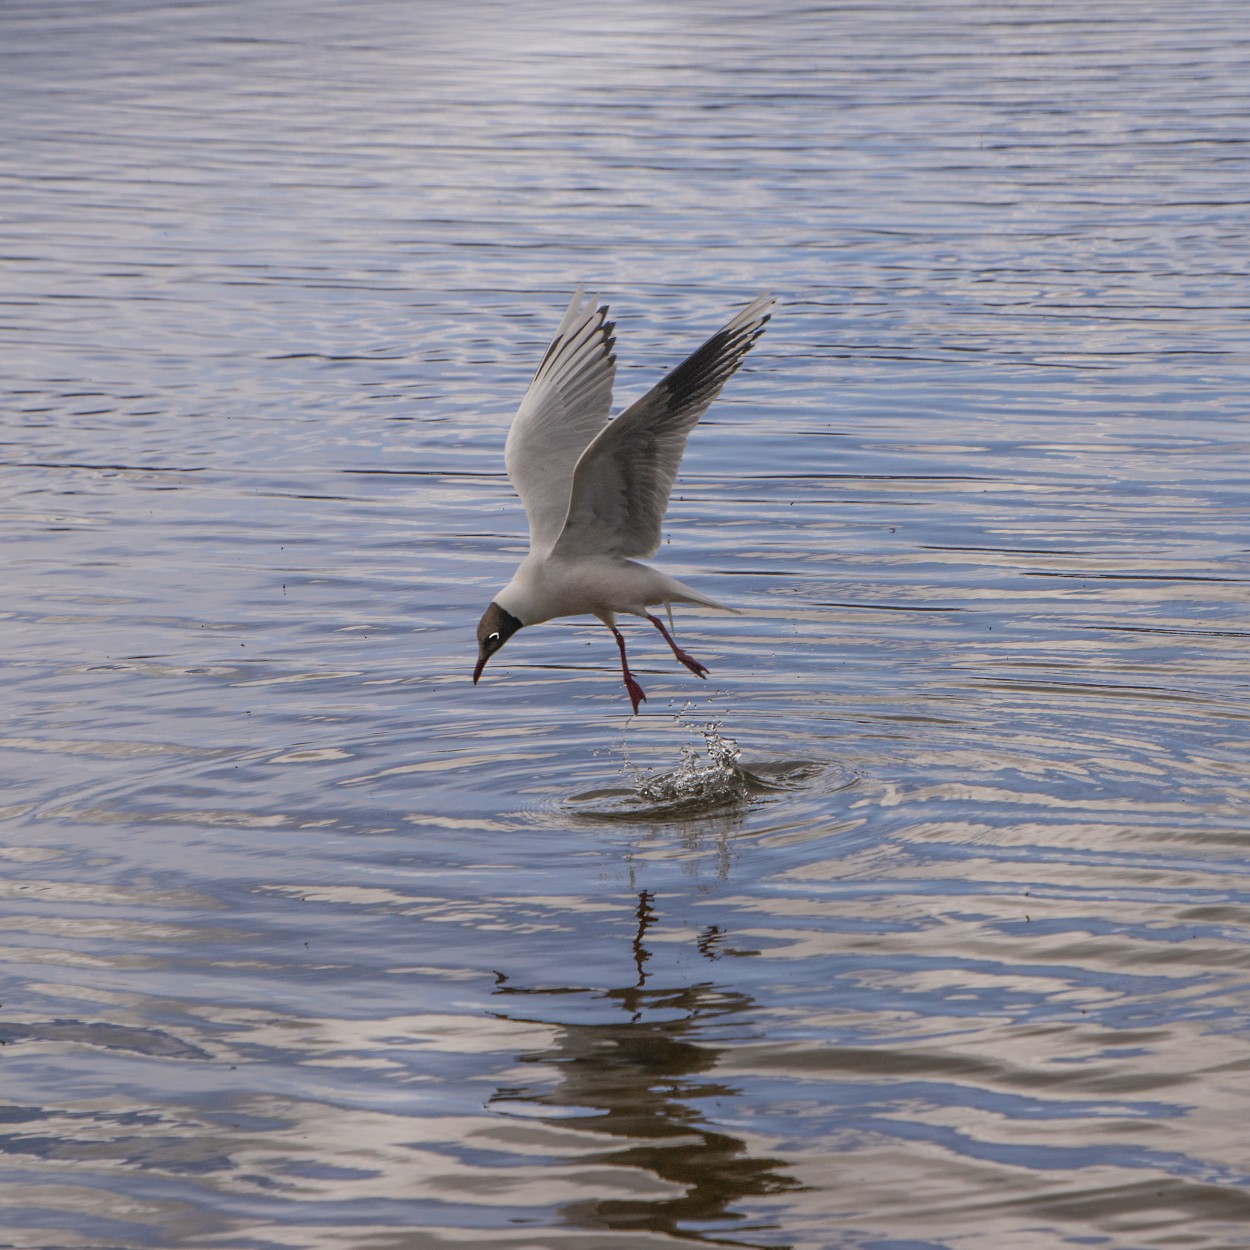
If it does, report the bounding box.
[473,288,775,714]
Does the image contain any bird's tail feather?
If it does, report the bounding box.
[660,577,739,615]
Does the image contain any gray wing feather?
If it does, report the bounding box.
[551,293,775,560]
[505,288,617,553]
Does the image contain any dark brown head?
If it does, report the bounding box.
[473,602,523,684]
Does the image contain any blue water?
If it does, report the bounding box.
[3,2,1249,1247]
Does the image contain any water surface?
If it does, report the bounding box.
[3,2,1249,1247]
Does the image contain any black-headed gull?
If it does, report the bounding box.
[473,288,775,714]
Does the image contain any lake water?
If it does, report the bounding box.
[4,2,1249,1247]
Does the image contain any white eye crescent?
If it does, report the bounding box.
[488,632,500,643]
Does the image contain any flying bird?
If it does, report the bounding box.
[473,288,775,713]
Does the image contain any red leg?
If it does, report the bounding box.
[610,625,648,714]
[645,613,709,679]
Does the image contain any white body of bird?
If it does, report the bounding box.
[494,554,730,628]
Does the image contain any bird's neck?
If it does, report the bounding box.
[495,563,543,627]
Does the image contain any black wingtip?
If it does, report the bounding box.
[655,298,774,413]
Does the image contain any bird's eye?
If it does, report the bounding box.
[488,632,500,644]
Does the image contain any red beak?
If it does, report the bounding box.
[473,653,487,685]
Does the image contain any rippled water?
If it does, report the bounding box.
[4,1,1250,1247]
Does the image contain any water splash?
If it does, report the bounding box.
[634,719,748,806]
[570,713,808,821]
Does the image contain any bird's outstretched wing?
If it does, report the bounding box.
[551,293,774,560]
[505,288,617,553]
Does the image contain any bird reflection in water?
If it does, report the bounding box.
[490,890,802,1246]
